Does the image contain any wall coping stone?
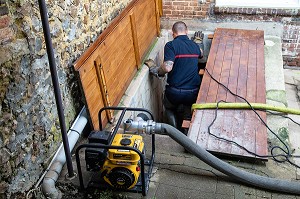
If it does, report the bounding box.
[214,6,300,16]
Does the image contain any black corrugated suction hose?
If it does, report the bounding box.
[159,123,300,195]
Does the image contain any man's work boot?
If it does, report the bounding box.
[177,104,192,135]
[165,108,177,129]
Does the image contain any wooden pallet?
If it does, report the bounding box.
[188,28,268,160]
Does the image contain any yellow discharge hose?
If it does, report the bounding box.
[192,102,300,115]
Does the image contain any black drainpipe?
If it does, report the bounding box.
[38,0,75,178]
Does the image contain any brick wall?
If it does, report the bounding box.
[162,0,300,67]
[163,0,212,19]
[283,20,300,66]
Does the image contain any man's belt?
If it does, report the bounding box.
[166,85,199,92]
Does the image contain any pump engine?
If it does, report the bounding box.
[85,131,145,189]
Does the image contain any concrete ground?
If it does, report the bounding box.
[284,69,300,174]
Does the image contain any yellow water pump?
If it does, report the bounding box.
[79,107,155,196]
[102,134,144,189]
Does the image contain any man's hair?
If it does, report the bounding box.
[172,21,187,34]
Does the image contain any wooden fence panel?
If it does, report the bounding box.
[73,0,160,129]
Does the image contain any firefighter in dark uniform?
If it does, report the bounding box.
[145,21,204,133]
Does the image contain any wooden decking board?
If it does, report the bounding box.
[218,36,237,154]
[196,110,214,148]
[207,35,227,103]
[256,36,266,103]
[197,36,221,103]
[226,40,241,102]
[190,111,204,147]
[215,35,233,150]
[188,28,267,160]
[247,38,257,102]
[216,36,232,101]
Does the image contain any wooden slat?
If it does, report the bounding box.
[226,36,241,102]
[216,32,236,154]
[230,30,248,156]
[216,32,234,101]
[195,110,213,149]
[241,111,256,156]
[130,13,141,68]
[207,109,223,152]
[154,0,161,36]
[230,110,244,155]
[158,0,163,16]
[106,42,135,81]
[197,34,220,103]
[255,111,268,156]
[187,110,200,141]
[95,56,114,122]
[206,32,226,102]
[246,37,257,102]
[256,32,266,103]
[189,28,267,160]
[218,109,233,154]
[236,30,249,99]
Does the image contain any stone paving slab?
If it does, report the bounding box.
[122,130,299,198]
[265,36,285,92]
[284,68,300,180]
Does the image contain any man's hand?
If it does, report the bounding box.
[192,31,204,58]
[192,31,204,44]
[144,59,156,68]
[144,59,166,77]
[144,59,159,76]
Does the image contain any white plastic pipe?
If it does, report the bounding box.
[41,107,88,199]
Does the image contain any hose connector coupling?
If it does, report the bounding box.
[123,119,162,134]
